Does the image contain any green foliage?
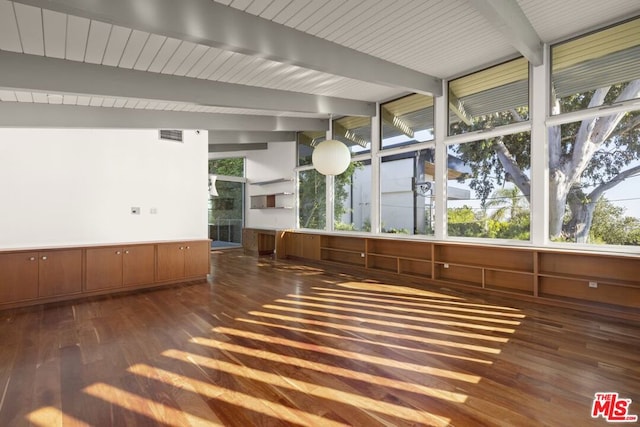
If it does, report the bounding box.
[447,206,484,237]
[589,198,640,245]
[209,158,244,177]
[298,169,326,229]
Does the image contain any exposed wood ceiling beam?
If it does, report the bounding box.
[0,102,328,130]
[0,51,373,117]
[467,0,543,66]
[11,0,442,96]
[209,131,296,145]
[381,106,415,138]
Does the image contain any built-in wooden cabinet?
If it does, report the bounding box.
[86,244,155,291]
[285,233,320,260]
[0,240,210,310]
[157,241,210,282]
[279,231,640,317]
[0,249,82,304]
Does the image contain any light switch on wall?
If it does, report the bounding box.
[131,207,140,215]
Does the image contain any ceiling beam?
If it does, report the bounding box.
[209,131,296,145]
[12,0,442,96]
[0,102,328,131]
[0,51,373,117]
[209,143,267,152]
[467,0,543,66]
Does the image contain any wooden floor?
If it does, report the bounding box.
[1,249,639,427]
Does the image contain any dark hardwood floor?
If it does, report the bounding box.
[1,249,638,426]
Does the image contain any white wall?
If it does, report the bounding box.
[0,128,208,249]
[209,141,297,230]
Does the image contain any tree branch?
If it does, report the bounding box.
[493,138,531,201]
[587,164,640,202]
[568,79,640,182]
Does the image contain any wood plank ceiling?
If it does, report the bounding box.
[0,0,638,139]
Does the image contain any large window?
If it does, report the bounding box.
[551,17,640,115]
[381,94,434,149]
[448,58,529,135]
[548,115,640,245]
[335,160,371,232]
[447,133,531,240]
[380,149,435,235]
[548,17,640,247]
[298,168,326,230]
[208,158,245,248]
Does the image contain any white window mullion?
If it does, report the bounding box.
[530,45,550,246]
[434,81,448,240]
[370,105,381,234]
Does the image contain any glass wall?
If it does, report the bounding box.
[291,17,639,250]
[208,158,244,248]
[298,168,326,229]
[447,133,531,240]
[380,149,435,235]
[334,160,371,231]
[548,17,640,246]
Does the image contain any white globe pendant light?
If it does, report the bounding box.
[312,139,351,176]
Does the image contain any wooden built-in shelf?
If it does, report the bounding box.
[272,230,640,319]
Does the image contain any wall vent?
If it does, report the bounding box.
[159,129,183,142]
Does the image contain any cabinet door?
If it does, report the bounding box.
[0,252,39,303]
[184,241,211,277]
[123,245,155,286]
[39,249,82,297]
[156,243,185,281]
[285,233,303,258]
[302,234,320,260]
[86,247,123,291]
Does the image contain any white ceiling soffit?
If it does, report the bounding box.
[467,0,542,65]
[0,50,375,116]
[0,102,328,130]
[9,0,443,96]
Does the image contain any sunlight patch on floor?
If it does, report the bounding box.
[83,383,223,426]
[26,406,90,427]
[214,326,482,383]
[235,318,494,364]
[189,336,468,403]
[247,310,504,354]
[126,363,356,427]
[161,350,453,426]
